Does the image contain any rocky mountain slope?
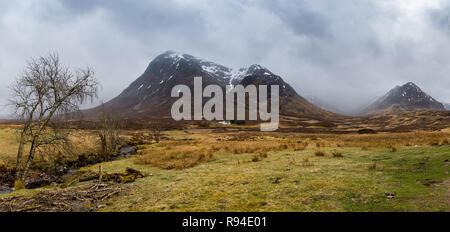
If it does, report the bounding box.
[361,82,445,115]
[444,103,450,110]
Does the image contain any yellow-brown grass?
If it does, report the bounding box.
[0,126,101,168]
[132,129,450,171]
[331,151,343,158]
[135,147,215,170]
[0,128,21,166]
[314,150,326,157]
[273,131,450,149]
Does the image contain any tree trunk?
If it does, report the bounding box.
[15,132,26,179]
[21,137,38,183]
[100,134,107,156]
[14,131,27,190]
[19,115,52,184]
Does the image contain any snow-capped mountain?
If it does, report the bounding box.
[361,82,445,115]
[85,51,332,120]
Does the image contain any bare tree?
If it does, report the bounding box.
[9,53,98,189]
[96,105,122,159]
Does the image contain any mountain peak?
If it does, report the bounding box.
[400,82,421,90]
[245,64,274,76]
[150,52,279,84]
[156,50,195,63]
[404,82,418,87]
[248,64,266,70]
[362,82,445,114]
[394,82,431,99]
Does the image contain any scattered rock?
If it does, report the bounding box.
[100,168,147,184]
[119,174,136,183]
[25,180,52,189]
[119,147,138,157]
[423,179,442,186]
[385,192,396,199]
[125,168,145,178]
[79,172,100,182]
[271,177,282,184]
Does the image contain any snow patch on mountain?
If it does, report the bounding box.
[161,51,277,86]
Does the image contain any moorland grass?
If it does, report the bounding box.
[78,145,449,212]
[1,127,449,212]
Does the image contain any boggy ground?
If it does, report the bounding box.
[1,127,449,212]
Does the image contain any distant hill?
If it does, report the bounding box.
[84,51,334,120]
[0,114,12,120]
[361,82,445,115]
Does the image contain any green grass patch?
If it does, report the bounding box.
[2,142,448,212]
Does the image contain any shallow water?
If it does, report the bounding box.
[0,189,12,195]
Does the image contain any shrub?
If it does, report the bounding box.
[439,139,449,146]
[251,154,261,162]
[293,144,307,151]
[367,163,377,170]
[332,151,343,158]
[0,160,7,172]
[301,158,313,167]
[314,151,326,157]
[429,141,440,146]
[278,144,289,150]
[259,152,268,158]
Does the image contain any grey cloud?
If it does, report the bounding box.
[0,0,450,116]
[428,4,450,35]
[259,0,331,38]
[58,0,206,35]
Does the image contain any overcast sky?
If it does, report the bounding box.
[1,0,449,117]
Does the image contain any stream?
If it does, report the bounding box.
[0,189,12,195]
[0,145,138,195]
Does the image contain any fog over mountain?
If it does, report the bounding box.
[1,0,450,117]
